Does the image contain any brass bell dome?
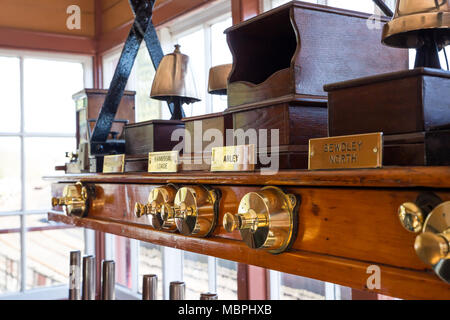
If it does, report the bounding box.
[208,64,232,95]
[382,0,450,48]
[151,44,201,119]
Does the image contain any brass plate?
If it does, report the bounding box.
[148,151,179,173]
[103,154,125,173]
[210,145,256,172]
[308,133,383,170]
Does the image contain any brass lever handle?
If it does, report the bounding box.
[134,186,177,232]
[412,201,450,283]
[223,186,298,254]
[51,182,92,217]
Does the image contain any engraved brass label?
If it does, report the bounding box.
[103,154,125,173]
[148,151,179,173]
[308,133,383,170]
[211,145,256,172]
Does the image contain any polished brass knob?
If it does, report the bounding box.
[398,202,425,233]
[134,185,177,232]
[51,182,91,217]
[223,186,298,254]
[413,201,450,283]
[173,185,219,237]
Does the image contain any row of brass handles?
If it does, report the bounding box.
[51,183,449,281]
[134,185,299,254]
[398,193,450,283]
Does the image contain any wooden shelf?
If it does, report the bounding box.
[47,167,450,300]
[45,166,450,188]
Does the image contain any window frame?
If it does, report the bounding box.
[0,48,94,299]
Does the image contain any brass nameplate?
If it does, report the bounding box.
[103,154,125,173]
[148,151,179,173]
[308,133,383,170]
[211,145,256,172]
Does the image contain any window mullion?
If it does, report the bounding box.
[19,56,27,293]
[204,24,213,114]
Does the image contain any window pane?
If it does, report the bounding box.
[24,58,83,134]
[0,216,21,294]
[211,18,233,113]
[26,214,84,290]
[280,273,326,300]
[139,241,163,299]
[135,44,163,122]
[177,29,206,117]
[216,258,237,299]
[0,137,21,212]
[0,56,20,133]
[113,235,133,289]
[183,251,209,300]
[327,0,375,13]
[24,137,75,211]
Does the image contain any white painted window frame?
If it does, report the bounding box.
[0,48,94,300]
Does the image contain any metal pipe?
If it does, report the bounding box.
[169,281,185,300]
[372,0,394,17]
[69,251,81,300]
[142,275,158,300]
[102,260,115,300]
[200,292,218,300]
[82,255,96,300]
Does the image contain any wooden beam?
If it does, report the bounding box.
[232,0,261,25]
[0,26,96,55]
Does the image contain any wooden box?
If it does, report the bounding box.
[324,68,450,166]
[181,112,232,171]
[325,68,450,136]
[225,1,408,109]
[124,120,185,172]
[72,89,136,148]
[226,97,328,169]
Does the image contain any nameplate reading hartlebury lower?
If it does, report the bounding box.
[103,154,125,173]
[308,133,383,170]
[211,145,256,172]
[148,151,179,173]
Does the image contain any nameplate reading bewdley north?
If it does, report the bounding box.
[308,133,383,170]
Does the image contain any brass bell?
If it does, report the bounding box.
[381,0,450,68]
[208,64,232,95]
[150,44,201,120]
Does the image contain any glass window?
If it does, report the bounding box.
[0,52,88,298]
[211,18,233,113]
[177,29,207,117]
[183,251,209,300]
[0,216,21,294]
[24,137,76,210]
[327,0,375,13]
[26,214,85,290]
[0,57,20,133]
[216,258,237,299]
[23,58,83,134]
[0,137,21,212]
[139,242,163,299]
[280,273,326,300]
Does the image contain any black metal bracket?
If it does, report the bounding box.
[90,0,177,156]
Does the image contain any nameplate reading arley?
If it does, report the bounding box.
[103,154,125,173]
[211,145,256,172]
[308,133,383,170]
[148,151,179,173]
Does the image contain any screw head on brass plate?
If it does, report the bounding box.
[398,202,424,233]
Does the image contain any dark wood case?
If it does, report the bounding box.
[225,97,328,169]
[225,1,408,109]
[325,68,450,166]
[124,120,185,172]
